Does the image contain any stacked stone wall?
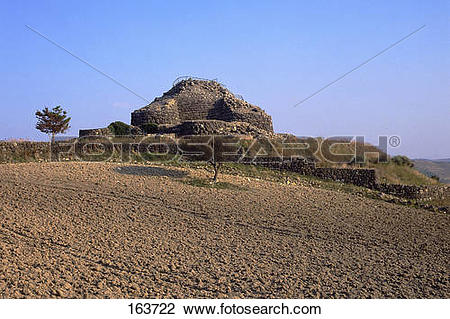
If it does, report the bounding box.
[251,157,376,188]
[131,79,273,133]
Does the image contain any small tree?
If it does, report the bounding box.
[430,175,440,182]
[35,106,71,143]
[108,121,130,136]
[391,155,414,167]
[178,135,241,183]
[209,136,241,183]
[141,123,159,134]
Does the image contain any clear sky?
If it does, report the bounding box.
[0,0,448,159]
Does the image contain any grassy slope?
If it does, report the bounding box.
[370,163,439,185]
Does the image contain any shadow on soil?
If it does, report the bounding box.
[114,166,188,178]
[180,177,247,191]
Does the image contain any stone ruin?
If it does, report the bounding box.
[131,78,274,136]
[80,78,274,137]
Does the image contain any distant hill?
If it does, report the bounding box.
[413,159,450,184]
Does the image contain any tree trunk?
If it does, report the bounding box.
[49,133,56,162]
[212,162,222,183]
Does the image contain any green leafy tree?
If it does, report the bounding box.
[391,155,414,167]
[35,106,71,143]
[108,121,130,135]
[141,123,159,134]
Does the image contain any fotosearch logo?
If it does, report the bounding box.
[52,134,399,164]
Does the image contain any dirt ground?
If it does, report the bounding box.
[0,162,448,298]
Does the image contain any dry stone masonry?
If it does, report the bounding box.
[131,79,274,136]
[251,157,377,188]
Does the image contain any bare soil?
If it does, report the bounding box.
[0,162,448,298]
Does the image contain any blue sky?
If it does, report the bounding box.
[0,0,448,158]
